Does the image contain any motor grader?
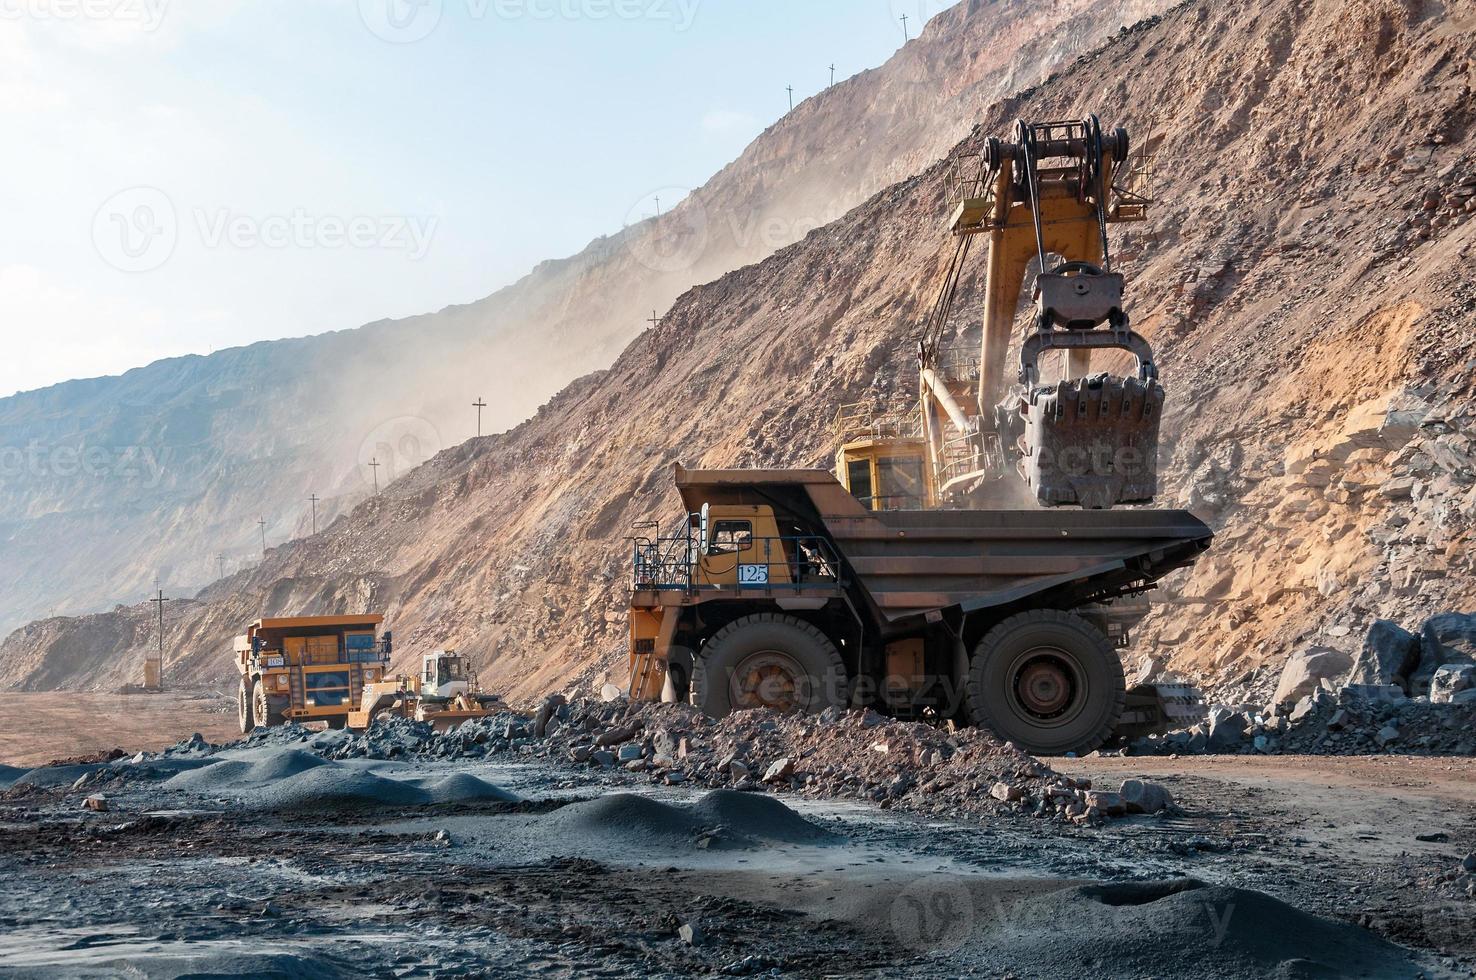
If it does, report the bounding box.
[347,650,504,732]
[624,117,1208,755]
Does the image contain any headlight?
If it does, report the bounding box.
[275,675,289,690]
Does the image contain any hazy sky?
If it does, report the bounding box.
[0,0,956,398]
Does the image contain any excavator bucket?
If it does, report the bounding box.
[1016,373,1163,509]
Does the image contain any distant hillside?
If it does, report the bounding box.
[0,0,1169,643]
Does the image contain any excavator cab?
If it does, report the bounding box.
[832,403,936,510]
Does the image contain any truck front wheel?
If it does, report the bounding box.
[967,610,1125,756]
[238,677,256,734]
[691,614,847,718]
[254,683,287,728]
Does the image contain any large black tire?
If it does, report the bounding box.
[967,610,1125,756]
[253,683,287,728]
[238,677,255,734]
[691,613,848,718]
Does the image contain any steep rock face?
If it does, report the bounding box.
[5,0,1476,702]
[0,0,1169,641]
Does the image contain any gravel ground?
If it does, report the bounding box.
[1,723,1472,978]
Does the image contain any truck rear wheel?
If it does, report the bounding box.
[691,614,847,718]
[967,610,1124,756]
[238,677,255,734]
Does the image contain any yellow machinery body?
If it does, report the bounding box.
[235,615,389,733]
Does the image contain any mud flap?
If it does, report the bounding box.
[1015,373,1163,509]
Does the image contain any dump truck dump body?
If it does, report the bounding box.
[668,465,1210,623]
[629,465,1211,755]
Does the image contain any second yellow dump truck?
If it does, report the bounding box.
[235,615,392,733]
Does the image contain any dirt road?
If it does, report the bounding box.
[0,692,238,767]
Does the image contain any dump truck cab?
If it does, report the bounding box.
[628,464,1211,755]
[235,615,391,733]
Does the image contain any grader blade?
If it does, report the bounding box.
[1016,372,1163,509]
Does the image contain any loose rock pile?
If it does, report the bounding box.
[232,698,1174,827]
[1132,612,1476,757]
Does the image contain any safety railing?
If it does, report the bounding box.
[832,401,923,446]
[632,534,844,594]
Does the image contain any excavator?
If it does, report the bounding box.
[835,116,1162,512]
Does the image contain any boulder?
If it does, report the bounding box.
[763,758,795,783]
[1206,707,1248,750]
[1414,614,1476,692]
[1273,647,1353,705]
[678,921,704,946]
[1431,664,1476,704]
[1119,779,1173,814]
[1346,620,1421,692]
[1086,791,1127,816]
[1452,689,1476,705]
[990,781,1023,802]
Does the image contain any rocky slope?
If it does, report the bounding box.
[0,0,1167,641]
[4,0,1476,704]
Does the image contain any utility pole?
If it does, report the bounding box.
[648,310,662,329]
[472,399,487,438]
[830,63,836,87]
[217,553,225,580]
[148,583,171,692]
[257,517,267,555]
[787,84,795,112]
[655,194,662,218]
[309,494,320,535]
[900,13,910,39]
[369,457,381,493]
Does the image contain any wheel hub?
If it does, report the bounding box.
[1011,650,1080,721]
[729,651,805,714]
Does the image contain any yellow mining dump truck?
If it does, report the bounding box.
[236,616,391,732]
[628,465,1211,755]
[347,650,504,732]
